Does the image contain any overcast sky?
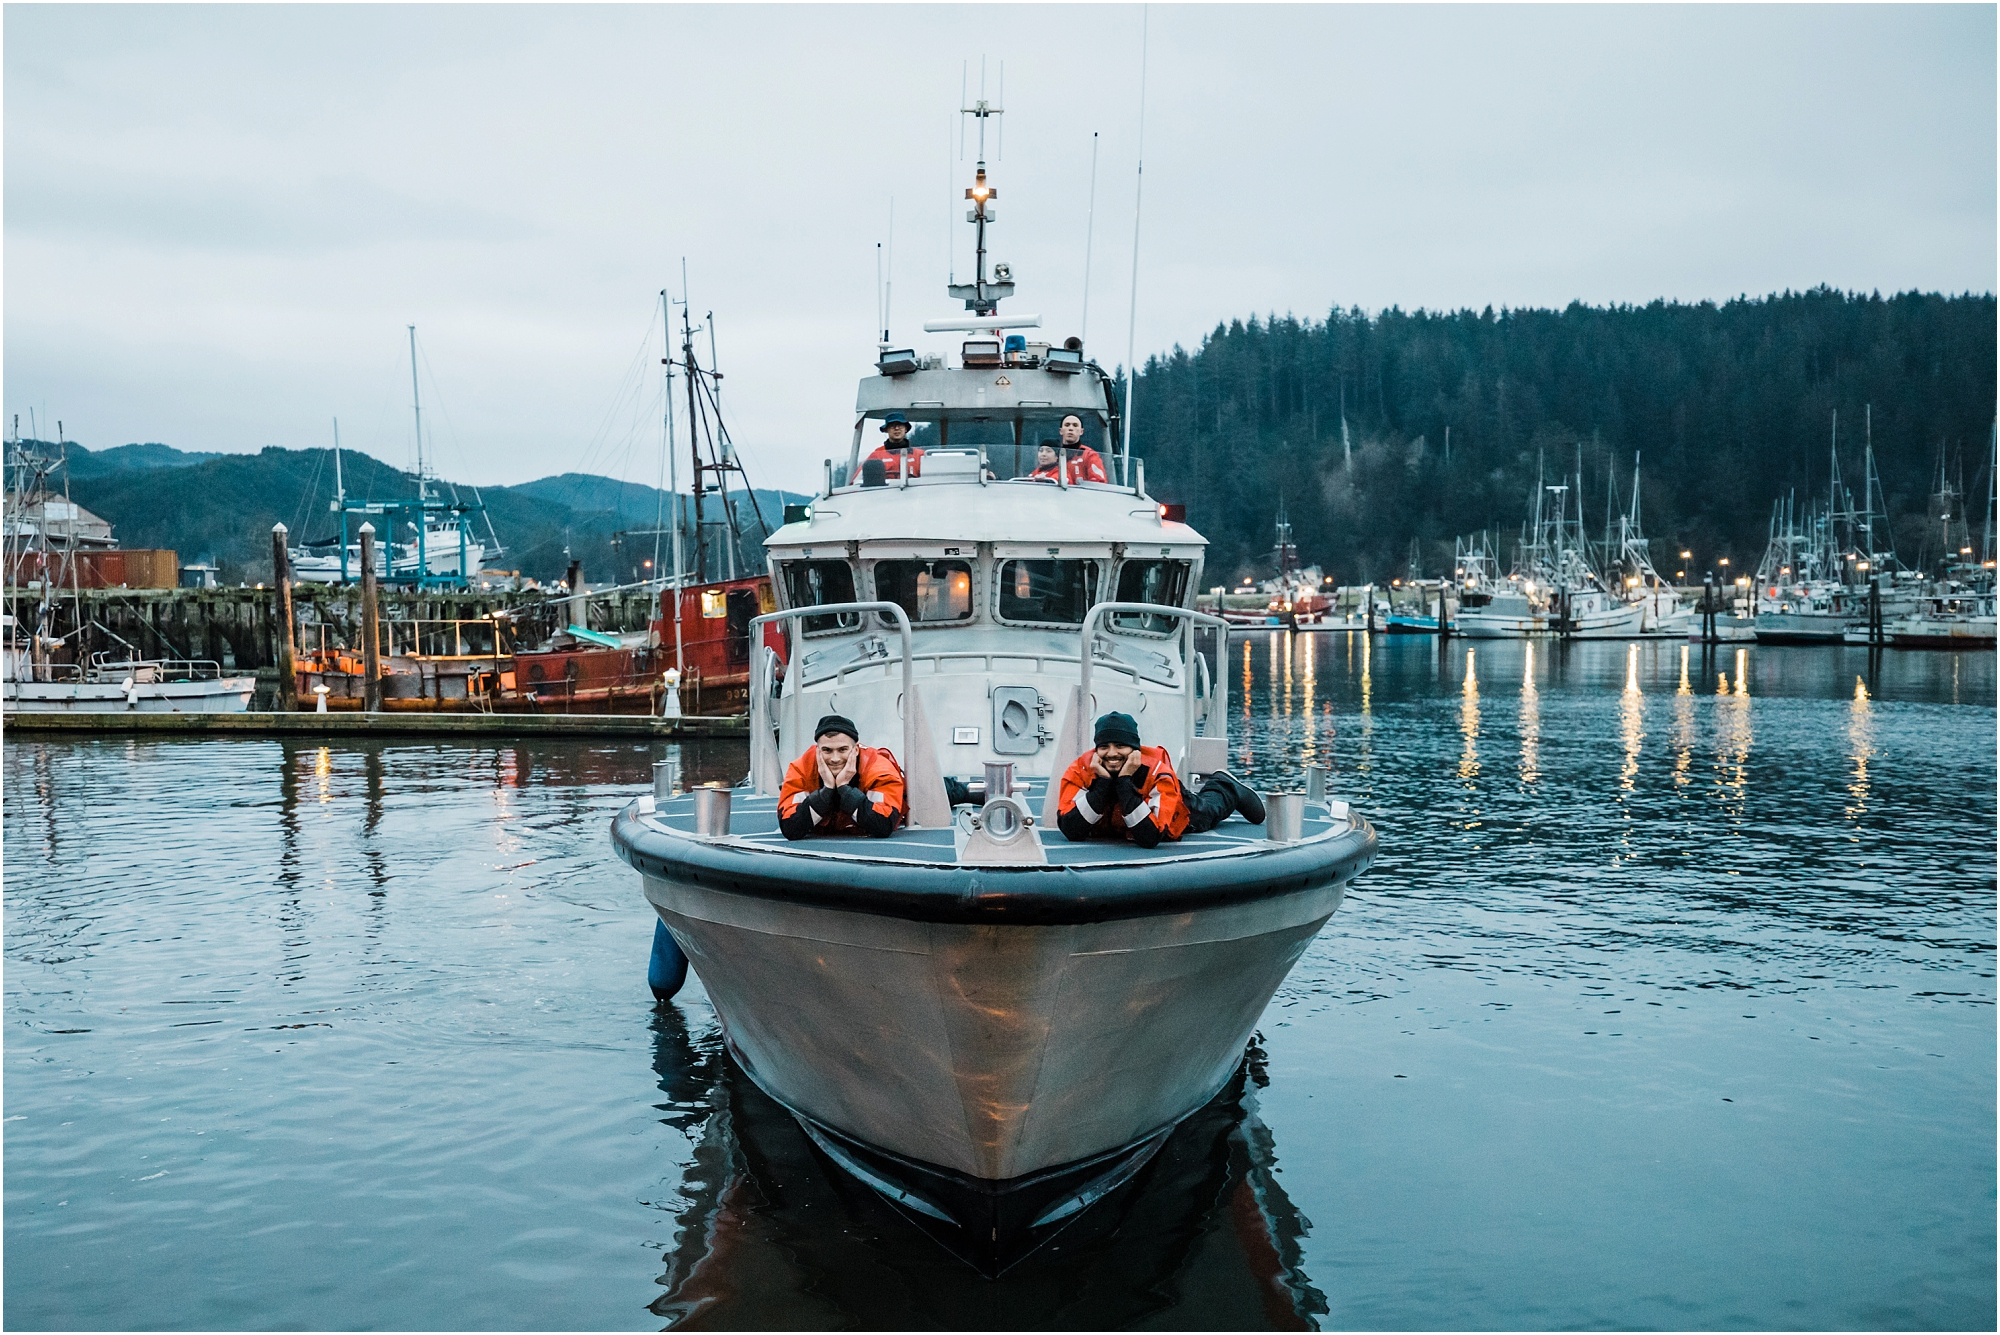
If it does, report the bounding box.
[6,3,1994,493]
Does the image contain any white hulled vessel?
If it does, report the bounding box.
[611,111,1375,1274]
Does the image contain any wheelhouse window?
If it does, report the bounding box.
[875,560,974,623]
[1112,560,1192,633]
[997,560,1099,625]
[782,560,859,634]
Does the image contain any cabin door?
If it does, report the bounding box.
[725,589,757,666]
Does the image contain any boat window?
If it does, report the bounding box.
[875,560,975,623]
[1111,560,1191,633]
[782,560,860,634]
[996,560,1099,625]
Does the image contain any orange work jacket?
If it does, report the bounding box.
[1056,744,1190,840]
[1030,446,1108,485]
[778,745,907,833]
[864,445,923,479]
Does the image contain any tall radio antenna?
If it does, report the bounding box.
[1081,131,1099,345]
[1122,6,1150,459]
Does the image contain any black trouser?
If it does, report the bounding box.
[1184,783,1235,835]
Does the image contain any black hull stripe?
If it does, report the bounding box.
[613,806,1377,926]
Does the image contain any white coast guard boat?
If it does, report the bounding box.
[611,115,1375,1276]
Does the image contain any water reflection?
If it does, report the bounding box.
[1847,676,1875,823]
[1458,649,1481,786]
[1519,642,1540,785]
[647,1006,1324,1329]
[1618,647,1644,800]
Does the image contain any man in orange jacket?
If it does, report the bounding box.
[778,714,905,839]
[863,413,923,480]
[1028,413,1108,484]
[1056,712,1264,849]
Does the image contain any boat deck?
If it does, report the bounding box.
[636,783,1352,868]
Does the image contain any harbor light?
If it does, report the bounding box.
[1680,550,1691,560]
[1856,561,1870,571]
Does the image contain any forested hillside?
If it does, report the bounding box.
[1132,288,1997,584]
[26,442,801,586]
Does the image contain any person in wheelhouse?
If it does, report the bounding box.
[1029,413,1108,484]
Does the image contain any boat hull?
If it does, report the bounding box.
[626,810,1363,1275]
[3,678,256,712]
[1753,610,1850,644]
[643,870,1338,1179]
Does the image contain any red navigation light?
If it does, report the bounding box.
[1158,503,1186,523]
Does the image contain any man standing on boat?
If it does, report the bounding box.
[778,714,906,839]
[1029,413,1108,484]
[1056,712,1263,849]
[864,413,923,480]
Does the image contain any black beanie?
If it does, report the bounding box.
[814,714,860,742]
[1093,711,1141,749]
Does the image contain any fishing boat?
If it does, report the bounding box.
[3,433,254,712]
[612,113,1376,1275]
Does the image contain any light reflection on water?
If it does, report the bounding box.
[4,637,1995,1331]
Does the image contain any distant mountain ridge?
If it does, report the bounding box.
[28,440,806,584]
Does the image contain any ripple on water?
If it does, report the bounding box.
[5,643,1994,1330]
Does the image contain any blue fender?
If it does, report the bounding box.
[647,917,689,1001]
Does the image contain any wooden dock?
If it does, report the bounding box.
[3,711,748,740]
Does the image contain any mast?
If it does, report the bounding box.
[1122,7,1150,464]
[662,289,684,675]
[408,325,424,495]
[681,274,705,584]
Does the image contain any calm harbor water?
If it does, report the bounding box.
[5,638,1993,1330]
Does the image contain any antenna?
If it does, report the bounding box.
[885,196,895,345]
[1081,131,1099,344]
[407,324,424,490]
[1122,5,1151,459]
[997,61,1004,159]
[332,417,344,508]
[876,242,886,347]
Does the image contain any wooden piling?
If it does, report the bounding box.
[360,523,383,711]
[271,524,300,711]
[1436,581,1450,639]
[1869,578,1883,646]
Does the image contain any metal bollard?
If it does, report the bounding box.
[1264,792,1306,843]
[692,785,733,837]
[984,761,1016,801]
[1304,764,1329,806]
[653,759,680,802]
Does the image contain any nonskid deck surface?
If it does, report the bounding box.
[639,782,1344,867]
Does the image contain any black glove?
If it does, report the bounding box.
[838,784,867,817]
[1114,774,1145,816]
[804,787,841,820]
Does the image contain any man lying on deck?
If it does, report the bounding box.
[778,714,906,840]
[1056,711,1265,849]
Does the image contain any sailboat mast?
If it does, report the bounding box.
[408,326,424,494]
[662,288,685,676]
[681,273,705,585]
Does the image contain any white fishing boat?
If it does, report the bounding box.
[611,113,1376,1275]
[289,341,499,587]
[3,642,254,713]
